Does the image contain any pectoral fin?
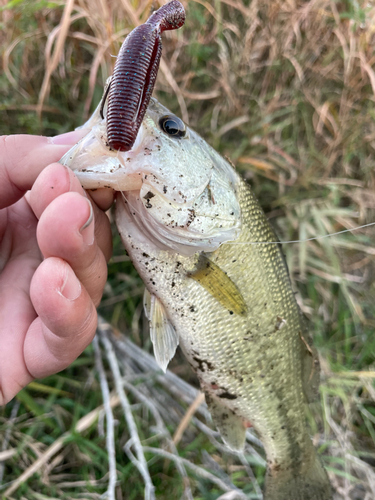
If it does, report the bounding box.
[188,255,247,316]
[143,289,179,372]
[205,392,246,451]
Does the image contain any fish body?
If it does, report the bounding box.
[61,95,332,500]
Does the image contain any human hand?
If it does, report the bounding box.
[0,132,114,405]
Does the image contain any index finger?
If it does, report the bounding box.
[0,130,88,209]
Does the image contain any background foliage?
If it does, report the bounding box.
[1,0,375,498]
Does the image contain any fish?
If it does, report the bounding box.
[60,94,332,500]
[60,1,333,498]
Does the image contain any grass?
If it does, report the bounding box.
[1,0,375,498]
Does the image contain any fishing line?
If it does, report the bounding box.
[228,221,375,246]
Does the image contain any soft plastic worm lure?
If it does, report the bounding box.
[103,0,185,151]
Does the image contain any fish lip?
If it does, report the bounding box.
[60,122,146,192]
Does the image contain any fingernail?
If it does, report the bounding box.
[49,129,90,145]
[59,263,81,301]
[79,198,94,245]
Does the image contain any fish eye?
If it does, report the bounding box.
[159,115,186,138]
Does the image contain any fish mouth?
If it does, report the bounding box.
[60,119,149,192]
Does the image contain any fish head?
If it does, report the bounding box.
[61,94,241,256]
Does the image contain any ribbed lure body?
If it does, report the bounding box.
[106,0,185,151]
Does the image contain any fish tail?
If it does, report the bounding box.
[264,454,332,500]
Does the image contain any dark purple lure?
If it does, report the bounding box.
[104,0,185,151]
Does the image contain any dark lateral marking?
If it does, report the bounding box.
[192,356,214,372]
[219,391,238,400]
[272,463,282,472]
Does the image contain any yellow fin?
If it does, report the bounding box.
[188,254,247,316]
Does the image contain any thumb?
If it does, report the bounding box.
[0,130,88,209]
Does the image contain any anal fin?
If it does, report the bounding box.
[205,392,246,451]
[143,288,179,372]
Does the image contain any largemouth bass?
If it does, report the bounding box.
[61,94,332,500]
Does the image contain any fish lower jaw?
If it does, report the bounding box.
[75,173,144,191]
